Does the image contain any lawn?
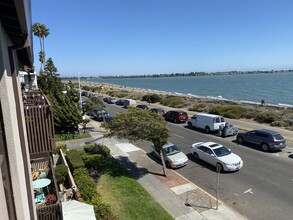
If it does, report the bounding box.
[96,158,173,220]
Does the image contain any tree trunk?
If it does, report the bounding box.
[160,149,167,176]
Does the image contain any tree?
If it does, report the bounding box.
[66,80,79,103]
[38,60,82,132]
[44,58,58,76]
[32,22,49,73]
[102,107,170,175]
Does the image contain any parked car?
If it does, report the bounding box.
[163,110,188,123]
[187,113,225,133]
[109,97,118,104]
[150,107,165,115]
[81,91,89,97]
[123,99,137,108]
[191,142,243,172]
[115,99,126,106]
[91,108,110,121]
[152,143,188,168]
[236,129,286,151]
[136,104,149,110]
[103,115,113,123]
[103,96,110,102]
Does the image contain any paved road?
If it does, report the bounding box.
[104,103,293,220]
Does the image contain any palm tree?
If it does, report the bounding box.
[32,22,50,73]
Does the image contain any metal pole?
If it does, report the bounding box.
[78,72,82,111]
[216,165,220,210]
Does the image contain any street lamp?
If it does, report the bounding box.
[78,72,83,111]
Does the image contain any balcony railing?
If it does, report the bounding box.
[31,157,63,220]
[23,90,55,159]
[24,90,63,219]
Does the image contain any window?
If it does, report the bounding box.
[215,117,220,123]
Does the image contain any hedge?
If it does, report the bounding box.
[55,164,68,185]
[83,143,110,157]
[73,168,98,201]
[66,150,85,172]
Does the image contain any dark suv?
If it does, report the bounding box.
[236,129,286,151]
[163,110,188,123]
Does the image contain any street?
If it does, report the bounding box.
[104,103,293,220]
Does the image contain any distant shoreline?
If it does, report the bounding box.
[75,80,293,109]
[63,70,293,80]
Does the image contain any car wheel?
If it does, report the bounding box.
[261,143,269,152]
[216,163,224,172]
[187,122,192,128]
[174,119,177,123]
[193,152,199,160]
[166,161,171,168]
[237,136,244,144]
[205,126,210,133]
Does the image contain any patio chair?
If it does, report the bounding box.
[34,192,46,205]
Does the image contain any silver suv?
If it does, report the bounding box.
[236,129,286,151]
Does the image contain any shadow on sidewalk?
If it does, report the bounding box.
[115,155,150,180]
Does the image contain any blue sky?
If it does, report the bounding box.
[32,0,293,77]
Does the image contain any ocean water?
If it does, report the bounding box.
[84,72,293,106]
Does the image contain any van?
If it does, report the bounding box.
[123,99,137,108]
[187,113,225,133]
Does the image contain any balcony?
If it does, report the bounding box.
[23,90,63,219]
[23,90,55,159]
[31,157,63,220]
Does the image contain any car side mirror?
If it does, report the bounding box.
[210,153,215,157]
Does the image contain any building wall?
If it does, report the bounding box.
[0,19,36,220]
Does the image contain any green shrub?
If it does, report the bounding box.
[53,144,67,154]
[83,143,110,157]
[74,168,97,201]
[106,90,128,98]
[55,132,91,141]
[142,94,162,103]
[209,105,246,119]
[160,96,183,107]
[82,154,104,170]
[82,85,91,91]
[188,104,206,112]
[66,150,85,172]
[89,195,117,220]
[254,111,280,124]
[55,164,68,185]
[271,121,287,127]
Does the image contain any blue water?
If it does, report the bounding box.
[85,73,293,106]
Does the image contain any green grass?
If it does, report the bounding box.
[96,159,173,220]
[55,132,91,141]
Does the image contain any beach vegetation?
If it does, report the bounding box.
[142,94,163,103]
[209,105,246,119]
[106,90,129,98]
[160,95,184,107]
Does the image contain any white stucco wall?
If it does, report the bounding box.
[0,21,36,220]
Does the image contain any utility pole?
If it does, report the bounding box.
[78,72,82,111]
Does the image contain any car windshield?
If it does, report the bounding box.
[213,146,231,157]
[163,144,181,156]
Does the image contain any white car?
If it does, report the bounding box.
[152,143,188,168]
[190,142,243,172]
